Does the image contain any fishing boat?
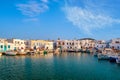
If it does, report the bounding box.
[5,51,17,56]
[26,51,35,55]
[17,49,26,55]
[67,49,75,52]
[93,52,98,57]
[98,53,109,60]
[109,54,117,62]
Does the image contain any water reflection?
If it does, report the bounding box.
[0,53,120,80]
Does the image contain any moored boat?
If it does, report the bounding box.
[93,52,98,57]
[98,53,109,60]
[5,51,17,56]
[17,49,26,55]
[109,54,117,62]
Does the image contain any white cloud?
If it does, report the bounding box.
[63,0,120,35]
[16,1,48,17]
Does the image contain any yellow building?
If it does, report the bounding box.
[28,40,54,50]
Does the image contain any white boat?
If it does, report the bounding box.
[5,51,17,56]
[109,54,118,62]
[116,54,120,64]
[98,53,109,60]
[17,50,26,55]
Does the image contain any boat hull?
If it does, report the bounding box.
[109,57,116,62]
[98,54,109,60]
[5,52,17,56]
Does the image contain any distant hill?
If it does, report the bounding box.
[78,38,96,40]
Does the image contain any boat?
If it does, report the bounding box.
[116,54,120,64]
[67,49,75,52]
[17,49,26,55]
[26,51,35,55]
[5,51,17,56]
[93,52,98,57]
[109,54,117,62]
[86,49,90,53]
[43,50,47,55]
[98,53,109,60]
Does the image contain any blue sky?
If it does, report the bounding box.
[0,0,120,40]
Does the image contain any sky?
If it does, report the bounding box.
[0,0,120,40]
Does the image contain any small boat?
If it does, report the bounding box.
[5,51,17,56]
[17,50,26,55]
[86,49,90,53]
[67,49,75,52]
[98,53,109,60]
[26,51,35,55]
[116,54,120,64]
[43,50,47,55]
[109,54,117,62]
[93,52,98,57]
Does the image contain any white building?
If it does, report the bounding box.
[109,38,120,50]
[95,40,107,49]
[26,40,54,50]
[56,40,82,50]
[78,38,96,49]
[0,38,14,52]
[7,39,26,50]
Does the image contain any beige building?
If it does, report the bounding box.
[78,38,96,49]
[56,40,82,50]
[56,38,96,50]
[27,40,54,50]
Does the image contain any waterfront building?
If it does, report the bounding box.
[56,39,82,51]
[78,38,96,49]
[109,38,120,50]
[95,40,107,49]
[0,38,14,52]
[28,40,54,50]
[7,39,26,50]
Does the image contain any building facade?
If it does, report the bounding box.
[27,40,54,50]
[109,38,120,50]
[95,40,107,49]
[0,38,14,52]
[7,39,26,50]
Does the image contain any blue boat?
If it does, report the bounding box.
[109,55,117,62]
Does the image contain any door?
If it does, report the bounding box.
[4,45,7,52]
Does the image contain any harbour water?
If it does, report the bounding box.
[0,53,120,80]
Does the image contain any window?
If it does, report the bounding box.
[62,42,65,45]
[118,46,119,49]
[58,42,61,45]
[72,43,74,45]
[1,45,3,48]
[8,45,10,48]
[67,43,68,45]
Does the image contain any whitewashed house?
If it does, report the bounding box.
[56,39,82,51]
[7,38,26,50]
[95,40,107,49]
[0,38,14,52]
[109,38,120,50]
